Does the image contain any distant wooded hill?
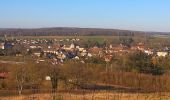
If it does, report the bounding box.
[0,27,168,36]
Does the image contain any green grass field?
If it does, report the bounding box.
[9,35,170,47]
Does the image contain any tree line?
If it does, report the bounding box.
[0,51,170,95]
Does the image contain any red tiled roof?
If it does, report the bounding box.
[0,72,8,78]
[104,55,113,62]
[89,47,103,54]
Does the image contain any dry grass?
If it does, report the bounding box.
[1,92,170,100]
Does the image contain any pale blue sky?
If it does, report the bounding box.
[0,0,170,32]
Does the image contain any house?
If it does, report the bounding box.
[80,52,87,57]
[87,53,92,57]
[45,76,51,81]
[104,55,113,62]
[0,43,4,49]
[34,52,41,57]
[30,45,37,49]
[131,43,145,51]
[157,52,168,57]
[57,53,66,60]
[112,46,124,53]
[0,72,8,79]
[76,38,80,41]
[89,46,103,56]
[4,42,13,49]
[144,49,153,55]
[66,52,76,59]
[74,56,80,60]
[70,43,75,49]
[48,46,51,49]
[76,46,85,52]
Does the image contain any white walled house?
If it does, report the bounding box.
[0,43,4,49]
[70,43,75,49]
[144,50,153,55]
[45,76,51,81]
[157,52,168,57]
[87,53,92,57]
[34,52,41,57]
[30,45,37,49]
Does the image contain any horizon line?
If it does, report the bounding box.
[1,26,170,33]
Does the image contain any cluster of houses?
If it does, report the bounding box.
[0,38,170,80]
[0,38,170,60]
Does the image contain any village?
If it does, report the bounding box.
[0,37,170,63]
[1,0,170,99]
[0,37,170,97]
[0,35,169,76]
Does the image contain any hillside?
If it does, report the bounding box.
[0,27,146,36]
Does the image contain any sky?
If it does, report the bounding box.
[0,0,170,32]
